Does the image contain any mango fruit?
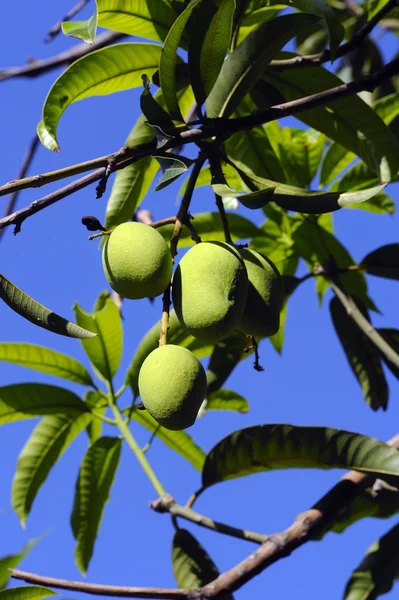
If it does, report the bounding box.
[102,222,172,299]
[172,241,248,342]
[138,345,207,430]
[238,249,284,337]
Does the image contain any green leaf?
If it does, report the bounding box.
[71,437,122,574]
[189,0,235,106]
[74,294,123,384]
[140,82,177,135]
[262,58,399,179]
[84,390,108,445]
[330,296,388,411]
[38,43,163,150]
[157,211,268,246]
[202,424,399,488]
[160,0,201,121]
[343,523,399,600]
[206,389,249,413]
[346,192,396,216]
[125,310,213,397]
[206,13,318,118]
[97,0,178,42]
[0,274,96,339]
[62,4,98,44]
[0,384,88,425]
[234,6,285,46]
[0,343,94,387]
[212,182,276,209]
[12,411,93,527]
[127,406,205,471]
[0,588,57,600]
[288,0,344,58]
[206,332,246,395]
[0,540,38,589]
[230,162,386,213]
[172,529,233,596]
[320,143,355,188]
[154,154,194,191]
[374,93,399,126]
[368,0,388,19]
[360,244,399,281]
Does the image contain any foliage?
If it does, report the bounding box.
[2,0,399,598]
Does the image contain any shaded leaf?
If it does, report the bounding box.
[206,389,249,413]
[0,274,96,339]
[343,523,399,600]
[0,540,38,589]
[377,329,399,380]
[97,0,178,42]
[125,310,213,397]
[71,437,122,575]
[206,332,246,395]
[172,529,233,596]
[0,343,94,387]
[74,294,123,383]
[126,406,205,471]
[202,424,399,488]
[39,43,163,150]
[212,182,276,209]
[62,4,98,44]
[320,143,355,188]
[0,587,57,600]
[154,154,194,191]
[206,13,318,117]
[289,0,344,57]
[160,0,201,121]
[189,0,235,106]
[0,384,88,425]
[361,244,399,280]
[330,296,388,411]
[12,412,93,527]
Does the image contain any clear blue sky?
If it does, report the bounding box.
[1,2,399,599]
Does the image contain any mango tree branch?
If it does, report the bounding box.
[10,433,399,599]
[0,30,126,82]
[268,0,398,71]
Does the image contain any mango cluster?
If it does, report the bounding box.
[102,224,284,431]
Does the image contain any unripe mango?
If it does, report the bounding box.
[138,345,207,430]
[238,249,284,337]
[102,222,172,299]
[172,242,248,342]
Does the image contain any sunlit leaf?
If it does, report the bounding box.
[0,274,96,339]
[320,143,355,188]
[234,6,285,46]
[0,540,39,589]
[0,343,94,387]
[39,43,163,150]
[74,293,123,384]
[202,424,399,488]
[0,587,57,600]
[71,437,122,575]
[206,389,249,413]
[330,296,388,411]
[62,4,98,44]
[0,384,88,425]
[12,411,93,527]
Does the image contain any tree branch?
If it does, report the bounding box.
[44,0,92,43]
[0,30,126,82]
[268,0,398,71]
[150,494,267,544]
[10,434,399,599]
[0,134,40,241]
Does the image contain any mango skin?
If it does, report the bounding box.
[172,241,249,342]
[138,345,207,430]
[238,249,285,337]
[102,222,172,299]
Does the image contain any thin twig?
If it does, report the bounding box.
[150,494,267,544]
[0,134,39,242]
[268,0,398,71]
[45,0,92,42]
[0,30,126,82]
